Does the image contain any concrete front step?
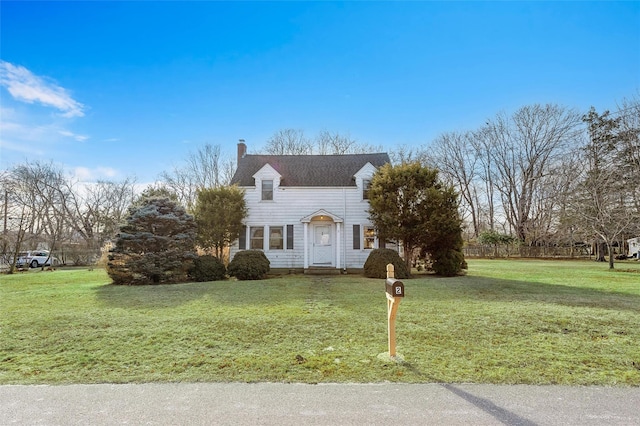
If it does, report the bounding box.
[304,267,342,275]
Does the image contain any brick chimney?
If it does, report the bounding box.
[237,139,247,164]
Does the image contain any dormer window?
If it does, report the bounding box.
[362,179,371,200]
[262,180,273,201]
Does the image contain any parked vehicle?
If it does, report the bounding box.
[15,250,59,268]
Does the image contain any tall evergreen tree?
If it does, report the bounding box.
[421,185,467,276]
[107,192,197,285]
[368,162,466,276]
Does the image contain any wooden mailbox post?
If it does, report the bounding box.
[385,264,404,357]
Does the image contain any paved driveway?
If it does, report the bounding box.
[2,383,639,425]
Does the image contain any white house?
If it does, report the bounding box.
[229,142,391,273]
[628,237,640,258]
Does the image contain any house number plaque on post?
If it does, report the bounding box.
[385,264,404,358]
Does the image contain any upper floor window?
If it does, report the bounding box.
[262,180,273,201]
[363,179,371,200]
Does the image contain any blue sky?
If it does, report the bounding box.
[1,1,639,183]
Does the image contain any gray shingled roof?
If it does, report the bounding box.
[230,153,390,187]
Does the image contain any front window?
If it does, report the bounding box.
[364,226,376,249]
[269,226,283,250]
[363,179,371,200]
[262,180,273,201]
[250,226,264,249]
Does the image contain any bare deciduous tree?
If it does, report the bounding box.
[8,162,68,267]
[469,126,499,233]
[616,94,640,222]
[263,129,313,155]
[261,128,383,155]
[429,131,482,238]
[315,129,383,155]
[316,129,355,155]
[159,143,233,210]
[62,177,137,263]
[2,161,137,269]
[484,104,582,246]
[571,108,636,268]
[389,144,427,166]
[1,170,37,272]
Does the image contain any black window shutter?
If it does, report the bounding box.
[353,225,360,250]
[238,226,246,250]
[286,225,294,249]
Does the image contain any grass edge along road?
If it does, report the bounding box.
[1,259,639,385]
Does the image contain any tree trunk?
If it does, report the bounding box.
[595,242,606,262]
[9,228,25,274]
[607,242,615,269]
[403,241,412,275]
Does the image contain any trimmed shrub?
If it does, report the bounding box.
[431,249,467,277]
[227,250,270,280]
[363,248,410,279]
[189,255,226,282]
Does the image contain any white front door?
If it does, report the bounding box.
[313,224,333,265]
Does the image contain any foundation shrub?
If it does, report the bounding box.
[363,248,410,279]
[227,250,270,280]
[189,255,226,282]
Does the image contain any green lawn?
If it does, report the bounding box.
[1,259,639,385]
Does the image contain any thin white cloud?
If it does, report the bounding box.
[73,167,93,181]
[0,115,87,147]
[58,130,89,142]
[0,60,85,118]
[97,166,118,177]
[72,166,119,181]
[0,67,90,169]
[0,116,55,145]
[0,137,45,156]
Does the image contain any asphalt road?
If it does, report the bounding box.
[2,383,639,425]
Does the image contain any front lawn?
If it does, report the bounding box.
[1,259,639,385]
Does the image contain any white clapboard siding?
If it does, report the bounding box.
[230,183,379,270]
